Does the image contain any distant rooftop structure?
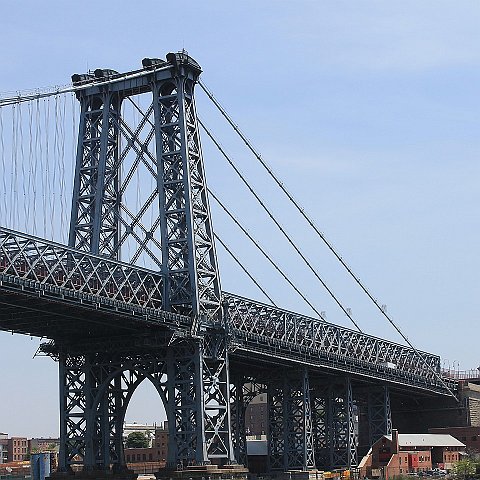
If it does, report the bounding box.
[385,433,465,448]
[442,368,480,382]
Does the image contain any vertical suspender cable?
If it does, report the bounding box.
[18,102,27,232]
[27,101,34,234]
[11,104,18,230]
[59,94,67,238]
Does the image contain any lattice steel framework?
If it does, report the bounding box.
[225,293,448,392]
[56,53,232,472]
[285,369,315,470]
[0,227,163,311]
[312,385,330,468]
[57,349,170,471]
[268,379,286,471]
[367,386,392,446]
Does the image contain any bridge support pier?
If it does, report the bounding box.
[268,368,316,472]
[312,378,357,470]
[55,331,235,477]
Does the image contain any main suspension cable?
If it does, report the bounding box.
[209,189,324,320]
[200,79,457,399]
[200,118,362,333]
[214,233,277,307]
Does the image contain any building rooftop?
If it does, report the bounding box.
[385,434,465,448]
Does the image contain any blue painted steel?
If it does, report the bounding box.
[30,453,51,480]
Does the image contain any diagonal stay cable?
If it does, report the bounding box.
[200,79,458,399]
[209,188,324,320]
[200,118,362,333]
[214,233,277,307]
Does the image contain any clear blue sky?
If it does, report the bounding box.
[1,0,479,438]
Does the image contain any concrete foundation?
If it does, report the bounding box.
[154,464,249,480]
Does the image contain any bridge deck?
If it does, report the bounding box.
[0,227,454,395]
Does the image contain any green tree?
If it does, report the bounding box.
[453,459,476,480]
[125,431,149,449]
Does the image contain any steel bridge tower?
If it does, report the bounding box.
[59,52,232,474]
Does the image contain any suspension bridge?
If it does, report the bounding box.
[0,52,458,477]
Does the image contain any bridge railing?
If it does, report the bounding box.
[0,227,164,309]
[224,293,442,385]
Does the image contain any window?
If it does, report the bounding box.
[126,455,130,462]
[142,454,146,461]
[149,453,152,461]
[472,436,477,441]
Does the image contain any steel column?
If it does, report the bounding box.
[151,66,221,318]
[330,379,357,468]
[69,90,121,257]
[285,369,316,470]
[312,385,330,468]
[367,385,392,446]
[268,370,315,472]
[268,379,285,471]
[312,379,357,469]
[201,332,234,463]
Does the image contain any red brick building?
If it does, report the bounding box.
[360,431,465,480]
[245,394,267,435]
[7,437,28,462]
[125,447,159,464]
[153,425,168,462]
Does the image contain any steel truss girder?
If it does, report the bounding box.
[312,379,357,469]
[225,293,450,393]
[0,227,163,310]
[0,230,453,396]
[367,386,392,446]
[268,369,316,471]
[57,332,233,472]
[68,53,221,320]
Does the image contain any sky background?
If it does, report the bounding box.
[0,0,479,438]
